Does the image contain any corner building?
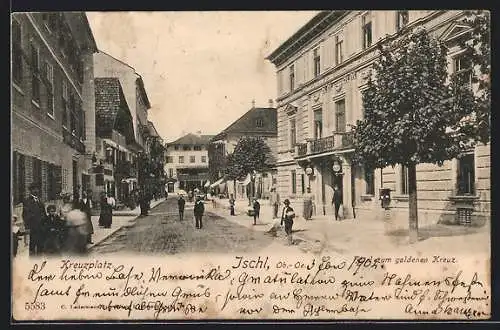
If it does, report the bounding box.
[267,10,490,225]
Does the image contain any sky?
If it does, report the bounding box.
[86,11,319,143]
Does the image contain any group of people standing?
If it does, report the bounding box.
[13,183,117,257]
[177,194,205,229]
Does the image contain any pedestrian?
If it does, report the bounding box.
[332,185,343,221]
[252,198,260,225]
[107,192,116,210]
[303,187,314,220]
[270,187,280,219]
[194,196,205,229]
[42,204,66,255]
[78,191,94,244]
[22,183,47,256]
[178,195,186,221]
[12,215,26,257]
[281,199,296,245]
[229,195,235,216]
[99,193,113,228]
[72,186,81,210]
[188,190,193,203]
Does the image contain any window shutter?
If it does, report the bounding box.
[54,165,62,196]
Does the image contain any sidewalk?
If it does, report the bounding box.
[16,198,166,256]
[208,197,490,255]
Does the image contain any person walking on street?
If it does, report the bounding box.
[252,198,260,225]
[178,195,186,221]
[270,187,280,219]
[99,193,113,228]
[22,183,47,256]
[229,195,236,216]
[194,196,205,229]
[78,191,94,244]
[332,185,343,221]
[281,199,296,245]
[303,187,314,220]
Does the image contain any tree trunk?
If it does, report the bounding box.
[408,163,419,243]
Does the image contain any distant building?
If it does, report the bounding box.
[11,12,97,206]
[164,132,214,194]
[267,10,490,225]
[208,101,277,200]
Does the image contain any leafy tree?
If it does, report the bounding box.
[352,26,478,243]
[224,136,275,180]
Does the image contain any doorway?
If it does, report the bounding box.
[332,173,344,204]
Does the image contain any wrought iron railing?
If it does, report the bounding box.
[297,143,307,156]
[311,135,335,154]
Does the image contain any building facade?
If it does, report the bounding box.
[164,133,213,194]
[11,12,97,207]
[267,10,490,225]
[208,102,278,200]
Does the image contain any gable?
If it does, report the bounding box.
[439,22,473,44]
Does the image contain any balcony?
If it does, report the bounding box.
[294,132,354,158]
[63,128,85,154]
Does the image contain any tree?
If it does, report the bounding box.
[224,137,275,198]
[352,26,478,243]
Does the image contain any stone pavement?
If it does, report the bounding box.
[16,198,166,256]
[208,197,490,255]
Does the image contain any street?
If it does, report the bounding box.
[90,198,280,255]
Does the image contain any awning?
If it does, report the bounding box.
[204,180,211,188]
[238,173,251,186]
[210,178,225,188]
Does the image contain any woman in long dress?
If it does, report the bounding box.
[99,194,113,228]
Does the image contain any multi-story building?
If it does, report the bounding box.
[93,77,138,202]
[11,12,98,207]
[267,10,490,225]
[208,101,278,200]
[164,133,213,194]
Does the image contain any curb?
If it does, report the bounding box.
[87,199,166,252]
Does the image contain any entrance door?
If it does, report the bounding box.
[332,173,344,204]
[168,183,174,193]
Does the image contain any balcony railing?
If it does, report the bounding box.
[294,132,355,158]
[63,128,85,154]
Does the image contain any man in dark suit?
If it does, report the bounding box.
[194,196,205,229]
[22,183,47,256]
[178,195,186,221]
[78,191,94,244]
[332,185,343,221]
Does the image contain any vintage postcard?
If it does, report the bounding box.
[11,10,491,321]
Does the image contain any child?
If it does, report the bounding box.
[42,205,66,255]
[12,215,25,257]
[252,198,260,225]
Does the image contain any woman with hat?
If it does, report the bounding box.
[280,199,295,245]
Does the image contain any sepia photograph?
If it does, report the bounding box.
[11,10,491,321]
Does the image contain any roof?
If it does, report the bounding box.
[169,133,215,146]
[64,12,98,53]
[136,76,151,109]
[266,11,347,66]
[211,107,277,142]
[94,77,135,144]
[147,121,160,138]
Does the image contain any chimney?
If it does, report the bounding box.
[268,99,274,108]
[251,99,256,108]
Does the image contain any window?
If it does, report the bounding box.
[335,99,346,133]
[365,167,375,195]
[256,118,264,128]
[291,170,297,194]
[453,54,472,87]
[33,157,42,186]
[313,48,321,77]
[194,145,202,151]
[178,156,184,163]
[174,145,179,150]
[30,43,41,104]
[301,174,305,194]
[401,165,409,195]
[45,62,54,117]
[61,80,68,128]
[169,168,174,177]
[201,156,207,163]
[362,12,372,50]
[335,34,344,65]
[314,109,323,139]
[457,153,475,195]
[183,145,191,151]
[289,118,296,148]
[289,64,295,91]
[166,156,173,163]
[12,19,22,85]
[396,10,409,31]
[190,155,196,163]
[13,151,26,204]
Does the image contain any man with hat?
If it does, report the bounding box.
[22,182,47,256]
[281,199,295,245]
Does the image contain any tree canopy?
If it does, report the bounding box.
[352,26,476,170]
[224,136,275,180]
